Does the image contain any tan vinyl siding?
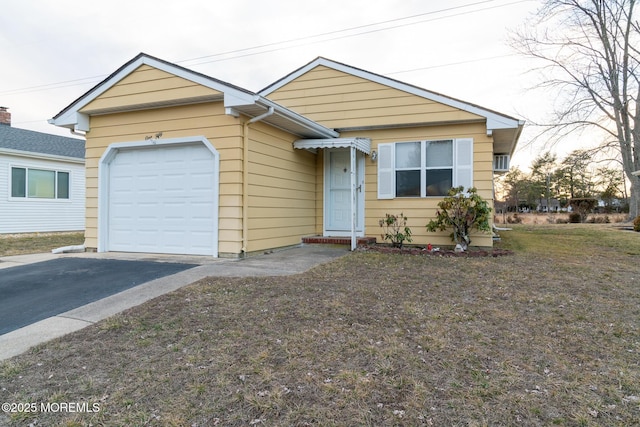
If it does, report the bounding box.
[246,121,317,253]
[80,65,222,114]
[83,101,245,254]
[78,59,501,253]
[267,65,484,129]
[268,66,498,247]
[352,122,495,248]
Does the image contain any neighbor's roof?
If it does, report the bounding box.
[0,125,85,160]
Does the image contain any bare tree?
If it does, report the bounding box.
[512,0,640,218]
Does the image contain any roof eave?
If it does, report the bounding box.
[491,120,525,157]
[50,53,256,131]
[0,147,85,163]
[50,53,337,139]
[261,57,525,142]
[227,96,338,139]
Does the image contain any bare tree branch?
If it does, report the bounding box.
[511,0,640,218]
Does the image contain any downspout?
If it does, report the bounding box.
[350,145,357,251]
[242,106,274,255]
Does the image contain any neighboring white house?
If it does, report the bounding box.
[0,107,85,234]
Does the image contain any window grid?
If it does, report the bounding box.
[395,140,453,197]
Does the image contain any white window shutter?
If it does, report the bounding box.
[377,143,395,199]
[454,138,473,190]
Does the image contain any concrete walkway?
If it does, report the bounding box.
[0,245,349,361]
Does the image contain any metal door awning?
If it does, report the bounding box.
[293,138,371,252]
[293,137,371,154]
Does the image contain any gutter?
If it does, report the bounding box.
[242,106,275,254]
[257,97,338,138]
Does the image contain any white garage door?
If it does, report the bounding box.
[108,143,217,256]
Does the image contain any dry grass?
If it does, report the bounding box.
[0,232,84,257]
[1,225,639,426]
[495,212,629,226]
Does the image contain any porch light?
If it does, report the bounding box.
[371,150,377,162]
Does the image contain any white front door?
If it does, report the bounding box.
[325,149,364,236]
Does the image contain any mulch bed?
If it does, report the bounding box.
[357,244,513,257]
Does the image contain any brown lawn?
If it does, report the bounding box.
[1,225,639,426]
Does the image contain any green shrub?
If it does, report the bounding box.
[633,215,640,232]
[426,187,491,251]
[569,213,582,223]
[379,213,413,248]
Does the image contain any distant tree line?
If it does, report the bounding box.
[497,150,628,213]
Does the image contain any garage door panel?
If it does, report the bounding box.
[108,143,217,256]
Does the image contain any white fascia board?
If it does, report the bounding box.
[51,56,148,128]
[51,54,255,129]
[224,92,260,108]
[261,57,523,133]
[0,148,84,164]
[486,116,525,133]
[75,112,90,132]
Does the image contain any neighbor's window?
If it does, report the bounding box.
[395,140,453,197]
[11,167,70,199]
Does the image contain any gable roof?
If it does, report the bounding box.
[0,125,85,161]
[50,53,338,139]
[260,57,524,155]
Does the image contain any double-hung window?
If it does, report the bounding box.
[377,138,473,199]
[10,167,70,199]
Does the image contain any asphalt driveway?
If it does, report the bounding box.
[0,258,196,335]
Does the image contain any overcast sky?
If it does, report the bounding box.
[0,0,552,168]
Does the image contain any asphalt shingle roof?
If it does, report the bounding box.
[0,124,85,160]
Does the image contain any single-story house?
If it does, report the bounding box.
[49,53,523,257]
[0,107,85,234]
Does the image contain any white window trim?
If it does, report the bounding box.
[8,165,72,201]
[377,138,473,199]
